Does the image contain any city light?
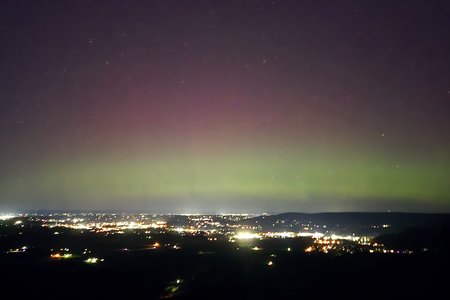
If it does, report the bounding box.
[85,257,101,264]
[85,257,98,264]
[0,214,15,220]
[234,232,261,240]
[7,246,27,253]
[150,242,161,249]
[50,253,73,259]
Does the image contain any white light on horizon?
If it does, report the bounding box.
[234,232,261,240]
[0,214,16,220]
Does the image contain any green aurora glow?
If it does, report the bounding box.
[2,143,449,211]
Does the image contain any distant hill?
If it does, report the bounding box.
[375,227,450,251]
[244,212,450,235]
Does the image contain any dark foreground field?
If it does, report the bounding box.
[2,249,449,299]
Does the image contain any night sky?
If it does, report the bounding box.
[1,1,449,212]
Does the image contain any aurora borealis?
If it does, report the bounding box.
[1,1,449,212]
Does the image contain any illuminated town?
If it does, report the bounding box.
[0,212,422,259]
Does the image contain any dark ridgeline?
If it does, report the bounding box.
[248,212,450,228]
